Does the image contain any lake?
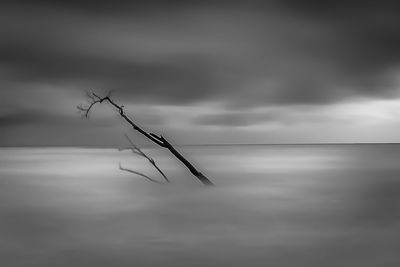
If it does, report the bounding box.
[0,144,399,266]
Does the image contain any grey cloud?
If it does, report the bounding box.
[192,104,359,128]
[2,1,400,108]
[0,102,124,132]
[0,40,218,105]
[0,109,94,128]
[0,110,47,127]
[192,109,287,128]
[194,112,260,127]
[2,1,400,145]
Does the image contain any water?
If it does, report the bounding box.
[0,145,399,266]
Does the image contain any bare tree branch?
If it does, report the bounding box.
[124,134,169,183]
[119,163,163,184]
[79,92,213,186]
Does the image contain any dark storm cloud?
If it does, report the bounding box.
[0,110,53,127]
[1,0,400,107]
[1,0,266,12]
[2,0,400,145]
[0,109,111,128]
[0,40,216,104]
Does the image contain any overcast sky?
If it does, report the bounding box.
[1,0,400,146]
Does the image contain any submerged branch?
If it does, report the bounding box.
[119,163,163,184]
[124,134,169,183]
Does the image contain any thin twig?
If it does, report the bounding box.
[119,163,163,184]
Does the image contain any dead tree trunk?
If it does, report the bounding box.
[78,92,214,186]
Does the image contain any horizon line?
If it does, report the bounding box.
[1,142,400,148]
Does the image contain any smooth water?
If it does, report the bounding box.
[0,145,399,266]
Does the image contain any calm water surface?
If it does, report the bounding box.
[0,145,399,266]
